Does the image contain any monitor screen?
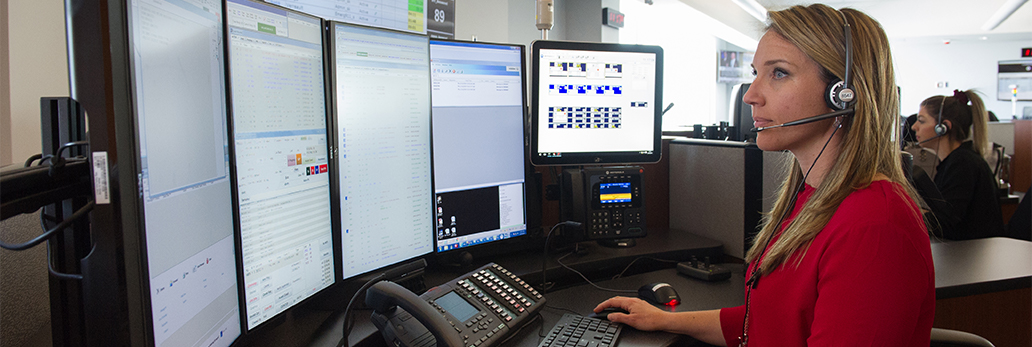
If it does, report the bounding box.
[225,0,335,330]
[530,41,663,166]
[998,60,1032,101]
[262,0,426,34]
[429,40,528,252]
[127,0,241,345]
[331,23,435,279]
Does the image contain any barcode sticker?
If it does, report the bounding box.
[92,151,110,204]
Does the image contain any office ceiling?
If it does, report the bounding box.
[678,0,1032,43]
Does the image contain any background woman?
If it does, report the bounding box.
[910,90,1005,240]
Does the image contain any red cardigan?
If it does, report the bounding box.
[720,181,935,346]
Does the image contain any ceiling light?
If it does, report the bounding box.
[982,0,1028,31]
[731,0,768,22]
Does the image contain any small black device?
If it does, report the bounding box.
[560,166,646,246]
[366,263,544,347]
[677,257,732,282]
[637,282,679,306]
[537,314,623,347]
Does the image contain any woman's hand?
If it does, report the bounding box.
[593,296,672,331]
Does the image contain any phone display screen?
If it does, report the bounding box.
[436,291,479,322]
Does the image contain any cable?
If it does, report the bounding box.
[542,303,580,316]
[1,201,95,251]
[46,240,83,280]
[23,154,43,167]
[611,256,679,281]
[540,221,581,293]
[555,252,637,294]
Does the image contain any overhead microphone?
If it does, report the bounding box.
[750,108,854,132]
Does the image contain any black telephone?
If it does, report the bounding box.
[561,166,646,241]
[366,263,545,347]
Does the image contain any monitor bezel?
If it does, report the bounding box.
[428,38,531,255]
[530,40,664,166]
[327,21,437,280]
[222,0,340,333]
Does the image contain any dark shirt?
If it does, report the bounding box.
[921,141,1006,240]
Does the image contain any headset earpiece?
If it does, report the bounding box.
[934,96,948,136]
[825,78,854,111]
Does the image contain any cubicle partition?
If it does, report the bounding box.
[668,139,789,259]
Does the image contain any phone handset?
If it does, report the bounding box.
[366,281,465,347]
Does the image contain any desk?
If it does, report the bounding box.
[931,237,1032,347]
[298,230,727,347]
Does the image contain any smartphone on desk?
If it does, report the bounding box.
[366,263,546,347]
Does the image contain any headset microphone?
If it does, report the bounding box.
[750,23,856,133]
[750,109,853,132]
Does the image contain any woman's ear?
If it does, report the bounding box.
[942,119,952,132]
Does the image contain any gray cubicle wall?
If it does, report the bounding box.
[669,139,789,259]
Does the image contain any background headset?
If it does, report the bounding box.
[934,96,949,136]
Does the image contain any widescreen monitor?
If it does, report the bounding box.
[428,40,528,252]
[330,23,435,279]
[530,41,664,166]
[998,60,1032,101]
[225,0,335,331]
[127,0,241,345]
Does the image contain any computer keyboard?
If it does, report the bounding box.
[537,313,623,347]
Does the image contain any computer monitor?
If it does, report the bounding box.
[330,23,435,279]
[530,41,664,166]
[127,0,241,345]
[428,40,528,253]
[262,0,427,34]
[225,0,336,331]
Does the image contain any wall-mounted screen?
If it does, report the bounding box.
[263,0,426,34]
[998,60,1032,101]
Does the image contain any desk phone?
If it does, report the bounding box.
[366,263,545,347]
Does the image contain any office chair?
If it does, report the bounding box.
[930,328,995,347]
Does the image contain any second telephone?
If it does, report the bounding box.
[561,166,647,241]
[366,263,545,347]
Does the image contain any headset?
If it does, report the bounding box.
[750,22,855,133]
[934,96,949,136]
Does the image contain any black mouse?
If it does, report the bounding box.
[638,282,680,306]
[589,307,629,320]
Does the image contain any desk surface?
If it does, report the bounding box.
[303,230,726,347]
[932,237,1032,299]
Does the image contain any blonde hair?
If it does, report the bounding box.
[745,5,922,275]
[920,90,991,158]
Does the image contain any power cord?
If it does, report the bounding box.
[540,221,581,293]
[555,252,637,294]
[610,256,680,281]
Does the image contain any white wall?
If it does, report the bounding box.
[892,35,1032,119]
[618,0,757,129]
[4,0,69,167]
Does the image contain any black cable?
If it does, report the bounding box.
[542,303,580,316]
[1,201,95,251]
[541,221,581,293]
[46,240,83,280]
[23,154,43,167]
[611,256,679,280]
[555,252,637,294]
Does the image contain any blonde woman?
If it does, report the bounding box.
[595,5,934,346]
[911,90,1005,240]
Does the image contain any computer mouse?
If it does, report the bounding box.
[589,307,629,320]
[638,282,680,306]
